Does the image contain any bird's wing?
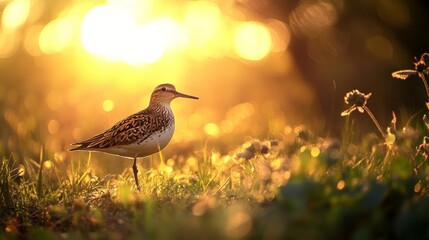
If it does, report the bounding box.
[70,108,163,150]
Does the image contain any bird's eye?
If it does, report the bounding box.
[161,87,167,92]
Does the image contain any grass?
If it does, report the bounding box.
[1,130,429,239]
[1,53,429,239]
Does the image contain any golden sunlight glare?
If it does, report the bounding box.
[267,19,291,53]
[39,18,74,54]
[183,1,222,49]
[124,18,181,65]
[0,30,18,58]
[76,1,287,64]
[234,22,272,61]
[1,0,31,30]
[107,0,153,22]
[81,5,137,60]
[80,4,184,65]
[204,123,220,137]
[102,99,115,112]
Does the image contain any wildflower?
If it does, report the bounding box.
[414,52,429,74]
[392,53,429,103]
[392,53,429,80]
[341,89,372,116]
[294,125,311,143]
[341,89,387,140]
[236,140,270,160]
[236,143,256,160]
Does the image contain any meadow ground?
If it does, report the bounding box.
[2,120,429,239]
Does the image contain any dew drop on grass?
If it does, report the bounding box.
[414,181,422,193]
[204,123,219,136]
[386,128,396,146]
[18,164,25,176]
[310,147,320,157]
[43,160,53,170]
[336,180,345,190]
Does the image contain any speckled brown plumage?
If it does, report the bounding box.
[70,106,174,150]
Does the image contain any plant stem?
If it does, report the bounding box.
[419,72,429,102]
[37,146,44,199]
[363,106,387,140]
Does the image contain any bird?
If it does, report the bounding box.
[69,83,199,190]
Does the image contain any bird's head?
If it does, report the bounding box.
[150,83,199,104]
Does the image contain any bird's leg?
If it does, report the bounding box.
[132,156,140,191]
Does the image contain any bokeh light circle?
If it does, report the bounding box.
[233,22,272,61]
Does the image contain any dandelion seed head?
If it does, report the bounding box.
[342,89,371,116]
[344,89,371,107]
[414,52,429,73]
[415,60,426,73]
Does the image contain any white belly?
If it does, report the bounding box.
[99,124,175,158]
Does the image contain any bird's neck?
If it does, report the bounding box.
[149,100,171,108]
[149,102,173,115]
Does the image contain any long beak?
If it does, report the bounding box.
[175,91,199,99]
